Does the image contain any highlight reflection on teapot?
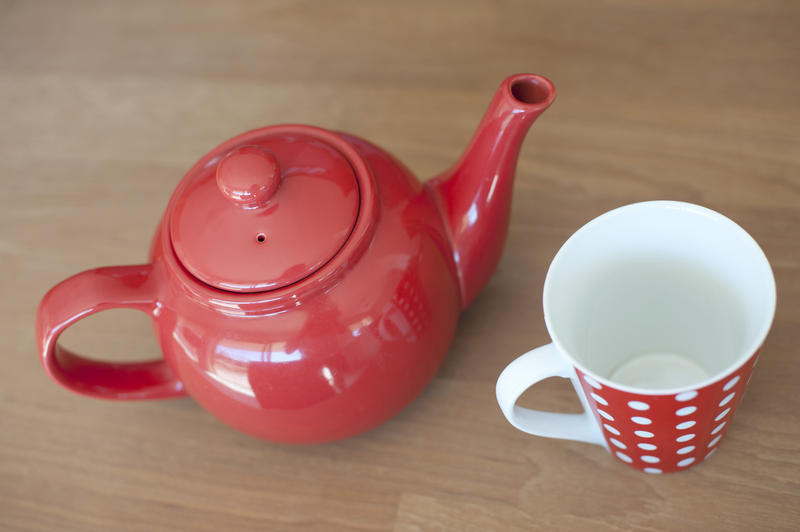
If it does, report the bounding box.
[36,74,556,443]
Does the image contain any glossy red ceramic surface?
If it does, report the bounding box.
[216,145,282,209]
[36,74,556,443]
[171,131,360,293]
[575,352,759,473]
[429,74,556,308]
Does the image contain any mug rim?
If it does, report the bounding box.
[542,200,777,396]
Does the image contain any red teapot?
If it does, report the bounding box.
[36,74,555,443]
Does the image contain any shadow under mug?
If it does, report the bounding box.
[496,201,776,473]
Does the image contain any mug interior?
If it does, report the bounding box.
[544,201,775,392]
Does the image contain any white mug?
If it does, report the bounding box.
[496,201,776,473]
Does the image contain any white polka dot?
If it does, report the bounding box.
[634,430,654,438]
[715,408,731,422]
[676,433,695,442]
[641,455,660,463]
[677,457,696,467]
[677,445,695,455]
[591,392,608,406]
[597,409,614,421]
[676,420,696,430]
[627,401,650,411]
[609,438,626,449]
[719,392,735,407]
[723,375,740,391]
[616,451,633,463]
[675,390,698,402]
[675,406,697,416]
[711,421,727,435]
[707,435,722,448]
[638,443,657,451]
[631,416,652,425]
[603,424,620,436]
[583,375,602,389]
[643,467,663,474]
[706,448,718,459]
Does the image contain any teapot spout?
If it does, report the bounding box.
[426,74,556,309]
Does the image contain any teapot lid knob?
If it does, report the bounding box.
[216,145,280,209]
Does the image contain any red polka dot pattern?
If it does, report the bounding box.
[575,350,759,473]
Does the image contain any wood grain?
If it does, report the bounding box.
[1,1,799,530]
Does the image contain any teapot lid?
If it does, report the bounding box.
[169,129,360,293]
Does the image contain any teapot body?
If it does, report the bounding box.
[37,74,556,443]
[147,133,460,442]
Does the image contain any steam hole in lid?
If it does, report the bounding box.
[256,233,266,243]
[510,77,551,105]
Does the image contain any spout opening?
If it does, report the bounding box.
[509,75,555,107]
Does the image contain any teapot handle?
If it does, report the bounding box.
[35,264,186,400]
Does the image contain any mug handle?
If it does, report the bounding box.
[35,264,186,400]
[496,343,604,445]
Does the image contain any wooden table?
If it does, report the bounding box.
[2,1,798,530]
